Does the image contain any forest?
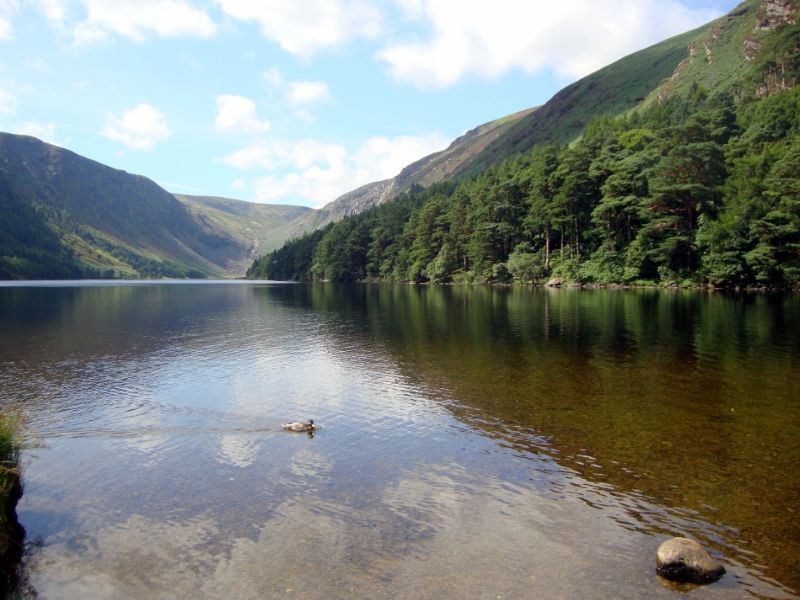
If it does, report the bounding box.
[248,85,800,288]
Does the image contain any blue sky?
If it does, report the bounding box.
[0,0,740,208]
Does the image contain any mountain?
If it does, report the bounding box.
[270,107,538,243]
[250,0,800,288]
[3,0,796,281]
[467,0,798,170]
[175,194,310,272]
[0,133,306,279]
[273,0,797,243]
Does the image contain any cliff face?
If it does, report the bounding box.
[651,0,799,103]
[756,0,797,30]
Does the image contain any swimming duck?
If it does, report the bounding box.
[281,419,316,432]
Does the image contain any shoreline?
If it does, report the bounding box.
[0,414,24,597]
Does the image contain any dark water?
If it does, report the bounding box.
[0,281,797,599]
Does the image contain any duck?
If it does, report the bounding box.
[281,419,316,433]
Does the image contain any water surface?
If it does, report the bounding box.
[0,282,797,599]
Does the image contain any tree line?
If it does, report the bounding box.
[248,85,800,288]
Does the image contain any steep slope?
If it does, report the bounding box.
[272,0,797,250]
[0,133,246,278]
[459,25,714,175]
[273,108,537,243]
[471,0,798,174]
[250,0,800,288]
[0,173,80,279]
[645,0,798,103]
[176,194,311,271]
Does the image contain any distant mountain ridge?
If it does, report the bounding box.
[0,133,308,278]
[2,0,796,280]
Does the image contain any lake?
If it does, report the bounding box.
[0,281,797,599]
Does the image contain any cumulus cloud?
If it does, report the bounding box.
[73,0,216,44]
[32,0,67,28]
[221,132,448,206]
[260,68,333,120]
[214,94,270,134]
[286,80,332,106]
[378,0,721,88]
[0,0,18,40]
[101,103,170,151]
[0,15,11,40]
[216,0,382,58]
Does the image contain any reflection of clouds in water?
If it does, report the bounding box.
[24,461,770,600]
[217,434,260,468]
[289,445,331,479]
[28,514,219,600]
[215,378,265,468]
[117,403,171,459]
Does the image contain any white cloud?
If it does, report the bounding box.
[222,132,448,206]
[214,94,270,134]
[0,0,17,40]
[33,0,67,28]
[378,0,721,88]
[101,103,171,151]
[286,80,332,106]
[353,134,448,182]
[0,15,11,40]
[0,87,17,115]
[216,0,382,58]
[73,0,216,44]
[221,138,347,173]
[15,121,58,144]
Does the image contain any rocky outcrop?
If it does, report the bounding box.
[755,0,797,30]
[0,470,24,597]
[655,537,726,584]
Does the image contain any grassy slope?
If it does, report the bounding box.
[267,11,733,247]
[392,107,539,191]
[459,23,714,175]
[0,134,245,277]
[645,0,799,102]
[176,194,311,271]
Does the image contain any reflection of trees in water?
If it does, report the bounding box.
[297,283,800,594]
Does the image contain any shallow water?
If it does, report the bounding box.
[0,282,797,599]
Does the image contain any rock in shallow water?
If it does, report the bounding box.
[656,537,726,584]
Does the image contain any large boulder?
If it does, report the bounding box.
[656,537,726,584]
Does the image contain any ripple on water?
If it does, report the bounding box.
[2,284,798,599]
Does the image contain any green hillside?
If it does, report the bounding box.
[0,133,246,278]
[460,0,800,175]
[459,25,712,175]
[249,0,800,288]
[273,0,797,241]
[176,194,311,272]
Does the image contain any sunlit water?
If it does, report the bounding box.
[0,282,797,599]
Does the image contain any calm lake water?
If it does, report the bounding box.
[0,282,797,599]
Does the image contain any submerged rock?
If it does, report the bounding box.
[656,537,726,584]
